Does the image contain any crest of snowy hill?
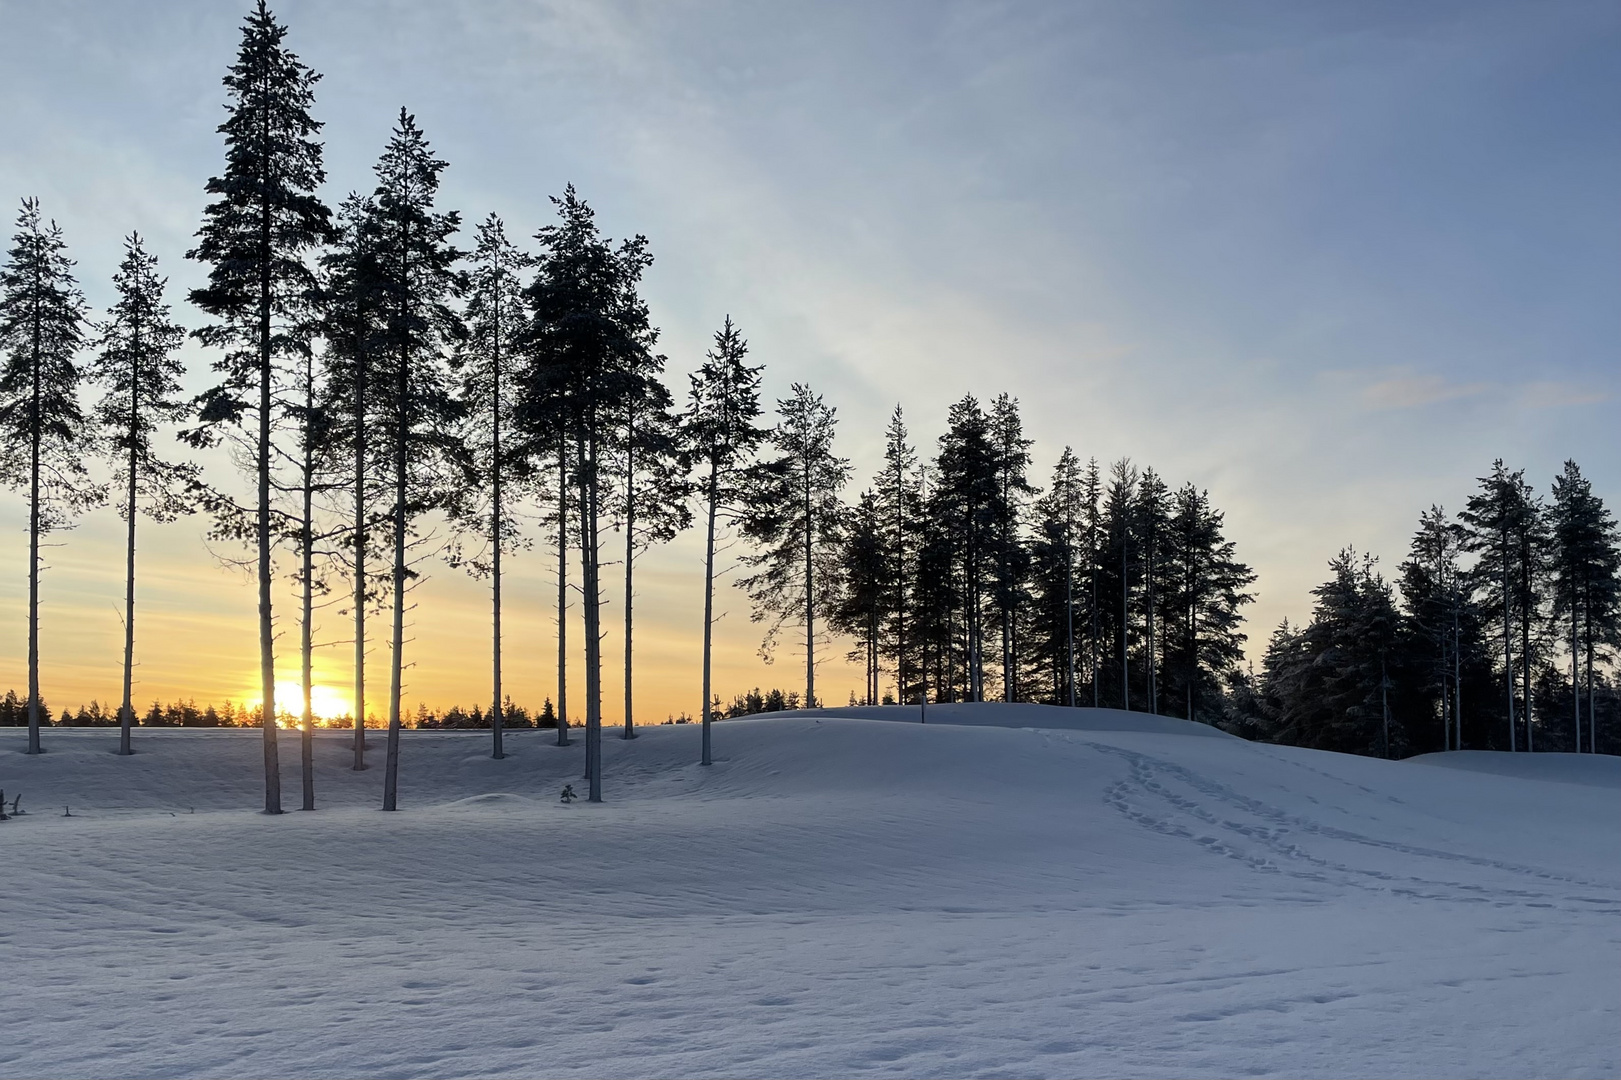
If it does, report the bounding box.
[2,706,1617,1078]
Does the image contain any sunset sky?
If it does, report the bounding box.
[2,0,1618,721]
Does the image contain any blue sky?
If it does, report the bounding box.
[1,0,1617,712]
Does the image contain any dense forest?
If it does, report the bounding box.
[3,4,1617,814]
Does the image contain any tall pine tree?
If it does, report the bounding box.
[0,199,101,756]
[367,110,466,811]
[449,214,535,760]
[187,0,330,811]
[89,233,194,757]
[683,317,765,764]
[740,383,851,710]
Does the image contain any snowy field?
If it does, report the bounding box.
[3,704,1618,1079]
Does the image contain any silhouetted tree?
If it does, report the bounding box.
[683,316,765,765]
[0,199,102,756]
[186,0,331,811]
[89,233,195,757]
[740,383,851,710]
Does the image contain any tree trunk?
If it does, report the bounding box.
[1502,531,1514,752]
[300,424,315,811]
[119,359,139,756]
[1121,530,1130,712]
[382,256,409,811]
[490,318,504,760]
[701,461,719,765]
[804,455,815,709]
[26,283,43,756]
[257,184,281,812]
[578,431,603,802]
[555,440,570,747]
[621,416,636,739]
[351,355,368,770]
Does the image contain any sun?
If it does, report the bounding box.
[272,680,352,722]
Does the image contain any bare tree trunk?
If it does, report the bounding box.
[1121,530,1130,712]
[257,194,281,812]
[299,391,315,811]
[382,270,409,811]
[490,326,504,760]
[701,462,718,765]
[26,289,43,756]
[1503,531,1515,752]
[555,441,570,747]
[351,361,368,771]
[119,366,138,755]
[804,459,815,709]
[621,420,636,739]
[578,432,603,802]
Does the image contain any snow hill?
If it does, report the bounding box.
[2,707,1617,1078]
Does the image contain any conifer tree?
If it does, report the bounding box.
[832,490,886,703]
[1079,457,1103,706]
[1135,468,1170,714]
[1029,448,1084,705]
[1101,459,1139,709]
[1459,461,1543,751]
[613,341,687,740]
[0,199,102,756]
[1160,483,1255,724]
[449,214,535,760]
[930,396,999,701]
[1548,461,1620,754]
[683,317,765,765]
[89,233,194,757]
[740,383,851,710]
[521,186,650,800]
[367,110,466,811]
[187,0,330,811]
[320,193,389,771]
[1398,506,1469,751]
[875,406,921,703]
[988,394,1034,702]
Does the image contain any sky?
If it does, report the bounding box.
[1,0,1618,721]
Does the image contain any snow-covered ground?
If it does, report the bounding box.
[3,705,1617,1078]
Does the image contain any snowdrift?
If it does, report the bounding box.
[2,709,1617,1078]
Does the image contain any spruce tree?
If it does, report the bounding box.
[187,0,330,811]
[682,316,765,765]
[1080,457,1103,706]
[449,214,535,760]
[367,110,466,810]
[88,233,194,757]
[740,383,851,710]
[0,199,102,756]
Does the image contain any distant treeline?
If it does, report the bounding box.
[1228,460,1621,758]
[0,692,564,730]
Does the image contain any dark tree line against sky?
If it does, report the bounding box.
[5,2,1621,822]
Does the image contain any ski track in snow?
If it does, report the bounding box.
[2,709,1617,1079]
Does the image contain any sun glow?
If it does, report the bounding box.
[248,681,354,723]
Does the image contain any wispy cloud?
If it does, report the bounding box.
[1359,370,1490,410]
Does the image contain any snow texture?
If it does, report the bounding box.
[2,706,1617,1078]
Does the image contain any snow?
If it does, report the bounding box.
[3,709,1617,1079]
